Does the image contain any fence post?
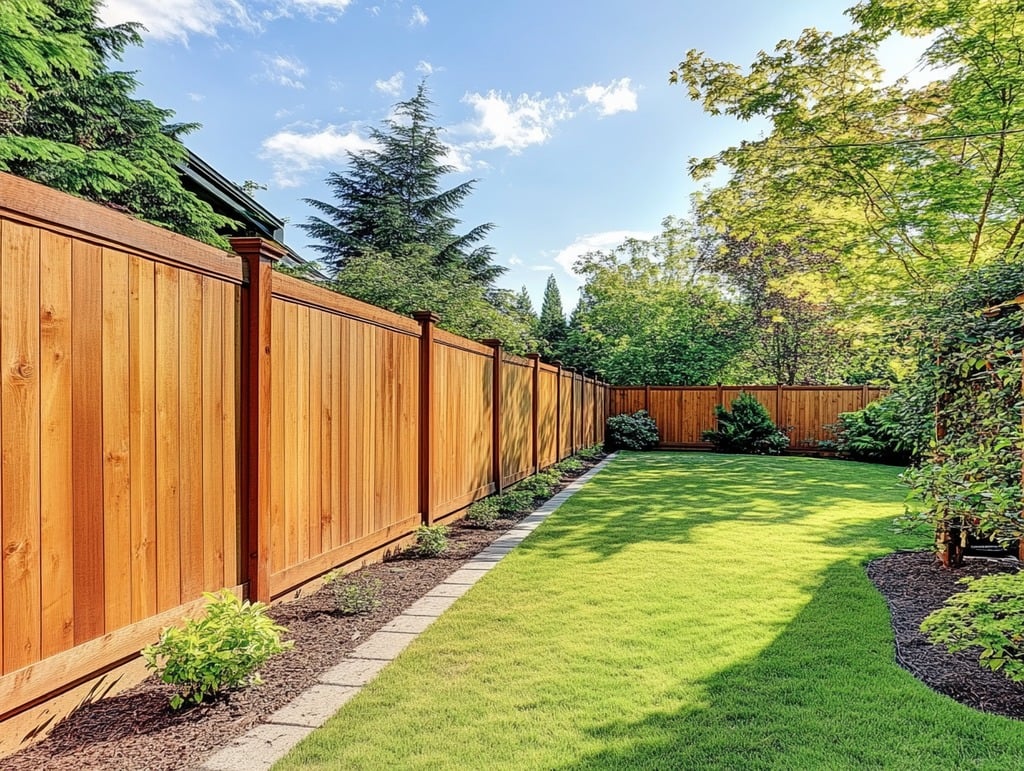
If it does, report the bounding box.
[569,369,577,453]
[862,383,869,408]
[483,339,504,493]
[528,353,541,473]
[644,383,651,413]
[232,237,284,604]
[555,361,563,461]
[593,379,600,447]
[414,311,439,525]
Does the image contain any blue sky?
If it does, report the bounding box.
[99,0,922,309]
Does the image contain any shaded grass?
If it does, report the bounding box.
[275,453,1024,769]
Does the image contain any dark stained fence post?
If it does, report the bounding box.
[644,383,651,413]
[414,311,439,525]
[528,354,541,474]
[232,236,284,604]
[483,339,504,493]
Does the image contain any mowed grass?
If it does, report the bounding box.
[275,453,1024,770]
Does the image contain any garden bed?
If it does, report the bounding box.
[1,458,601,771]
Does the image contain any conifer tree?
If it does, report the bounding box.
[0,0,235,246]
[537,274,568,358]
[301,82,503,285]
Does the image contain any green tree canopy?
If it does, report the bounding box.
[673,0,1024,310]
[561,220,751,385]
[301,83,503,286]
[537,274,568,359]
[0,0,234,246]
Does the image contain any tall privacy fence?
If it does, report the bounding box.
[0,172,607,732]
[609,385,886,449]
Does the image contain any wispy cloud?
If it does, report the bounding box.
[375,71,405,97]
[261,123,375,187]
[577,77,638,116]
[554,230,656,278]
[508,256,524,266]
[261,54,307,89]
[461,91,573,153]
[416,60,439,75]
[187,92,205,101]
[409,5,429,26]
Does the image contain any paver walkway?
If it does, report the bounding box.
[202,455,614,771]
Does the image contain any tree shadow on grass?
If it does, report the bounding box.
[557,558,1024,770]
[522,452,913,562]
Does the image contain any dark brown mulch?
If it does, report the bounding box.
[868,550,1024,719]
[1,460,600,771]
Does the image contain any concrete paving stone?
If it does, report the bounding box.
[202,723,312,771]
[382,614,437,634]
[404,593,459,616]
[319,656,390,686]
[352,631,416,660]
[267,684,359,728]
[425,582,472,598]
[444,568,491,585]
[460,560,497,572]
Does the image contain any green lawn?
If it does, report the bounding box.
[275,453,1024,770]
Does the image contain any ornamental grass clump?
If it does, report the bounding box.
[142,590,292,709]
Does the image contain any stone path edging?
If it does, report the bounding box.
[203,453,616,771]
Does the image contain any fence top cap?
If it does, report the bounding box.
[412,310,441,324]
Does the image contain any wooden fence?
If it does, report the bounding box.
[0,172,606,741]
[609,385,886,450]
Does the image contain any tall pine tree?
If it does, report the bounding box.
[537,274,568,358]
[301,82,503,285]
[0,0,235,246]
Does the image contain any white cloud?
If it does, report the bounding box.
[577,77,638,116]
[529,264,556,271]
[554,230,657,279]
[409,5,429,26]
[262,54,307,89]
[187,92,205,101]
[99,0,353,41]
[461,91,573,153]
[441,142,473,173]
[100,0,258,41]
[416,60,439,75]
[261,124,376,187]
[375,71,405,97]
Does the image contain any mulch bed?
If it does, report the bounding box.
[1,460,600,771]
[868,550,1024,719]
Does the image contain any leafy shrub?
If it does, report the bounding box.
[516,468,561,498]
[921,572,1024,681]
[142,590,292,709]
[605,411,659,451]
[702,392,789,455]
[415,524,450,556]
[465,497,501,528]
[554,457,584,475]
[576,444,606,461]
[495,487,536,514]
[322,571,382,615]
[832,393,918,464]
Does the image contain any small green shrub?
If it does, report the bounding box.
[702,392,789,455]
[496,487,536,514]
[142,590,292,709]
[516,469,560,498]
[322,571,382,615]
[415,524,450,556]
[605,412,659,451]
[554,457,584,475]
[832,397,914,464]
[465,497,501,528]
[921,572,1024,682]
[576,443,606,461]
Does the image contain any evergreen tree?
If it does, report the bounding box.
[537,274,568,359]
[301,82,503,285]
[0,0,235,246]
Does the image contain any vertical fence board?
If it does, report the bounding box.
[153,264,181,613]
[201,277,225,591]
[128,256,157,623]
[330,315,343,550]
[307,310,322,560]
[178,272,205,601]
[1,220,41,671]
[222,283,240,587]
[39,230,74,657]
[269,299,286,575]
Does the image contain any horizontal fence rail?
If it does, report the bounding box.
[0,172,607,745]
[610,385,886,450]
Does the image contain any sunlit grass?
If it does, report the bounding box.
[275,453,1024,770]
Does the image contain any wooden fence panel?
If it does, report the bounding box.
[538,364,558,469]
[559,370,573,459]
[432,332,494,519]
[267,277,421,596]
[501,354,534,487]
[573,375,584,452]
[609,385,887,449]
